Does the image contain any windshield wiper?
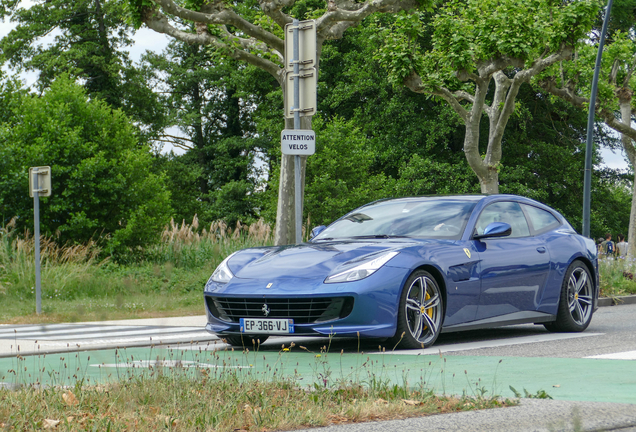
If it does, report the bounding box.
[349,234,409,239]
[314,235,408,241]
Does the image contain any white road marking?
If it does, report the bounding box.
[375,332,605,355]
[585,350,636,360]
[0,324,210,342]
[90,360,249,369]
[36,332,215,347]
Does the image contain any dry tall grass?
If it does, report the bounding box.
[0,217,100,266]
[161,215,272,245]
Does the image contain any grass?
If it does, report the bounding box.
[2,215,635,324]
[599,257,636,297]
[0,378,509,431]
[0,344,514,431]
[0,217,272,324]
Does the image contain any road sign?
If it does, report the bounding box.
[284,68,317,118]
[284,20,316,71]
[29,166,52,315]
[284,18,318,245]
[29,166,51,197]
[281,130,316,155]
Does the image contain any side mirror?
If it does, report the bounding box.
[309,225,327,240]
[473,222,512,240]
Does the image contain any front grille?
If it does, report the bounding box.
[206,296,354,324]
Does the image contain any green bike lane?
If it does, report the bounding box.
[1,344,634,404]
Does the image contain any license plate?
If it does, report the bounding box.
[239,318,295,334]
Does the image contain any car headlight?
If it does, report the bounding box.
[325,251,399,284]
[209,253,236,284]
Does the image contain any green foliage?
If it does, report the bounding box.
[495,86,630,237]
[393,155,479,196]
[376,0,599,90]
[0,75,172,254]
[302,116,395,226]
[0,0,164,139]
[599,257,636,297]
[142,40,276,227]
[509,385,553,399]
[319,22,467,179]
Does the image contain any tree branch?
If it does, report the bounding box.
[258,0,294,28]
[538,76,587,108]
[218,25,284,64]
[601,107,636,143]
[143,8,282,83]
[476,56,524,78]
[150,0,285,53]
[316,0,419,35]
[154,137,195,151]
[452,90,475,103]
[403,71,469,122]
[515,45,573,82]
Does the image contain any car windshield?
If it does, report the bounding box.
[314,199,477,241]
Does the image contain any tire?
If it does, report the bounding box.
[389,270,444,349]
[222,335,269,347]
[544,260,594,333]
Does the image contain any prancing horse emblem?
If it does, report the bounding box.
[262,304,270,317]
[463,248,471,259]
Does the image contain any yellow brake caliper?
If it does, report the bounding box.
[419,291,433,330]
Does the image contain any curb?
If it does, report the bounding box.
[598,294,636,307]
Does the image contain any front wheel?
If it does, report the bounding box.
[222,335,269,348]
[544,260,594,333]
[390,270,444,349]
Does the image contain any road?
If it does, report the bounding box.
[1,304,635,431]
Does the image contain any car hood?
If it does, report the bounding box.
[227,240,422,280]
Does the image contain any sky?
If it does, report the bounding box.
[0,12,631,171]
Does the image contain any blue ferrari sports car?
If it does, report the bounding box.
[204,195,598,349]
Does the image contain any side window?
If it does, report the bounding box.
[521,204,560,234]
[475,201,530,238]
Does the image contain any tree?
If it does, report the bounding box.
[375,0,598,193]
[537,18,636,255]
[0,0,164,138]
[128,0,423,245]
[312,20,628,236]
[0,75,172,255]
[141,38,274,225]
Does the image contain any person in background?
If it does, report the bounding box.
[597,237,605,256]
[616,233,628,258]
[600,233,615,258]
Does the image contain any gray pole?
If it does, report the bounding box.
[583,0,613,238]
[33,168,42,314]
[293,19,302,244]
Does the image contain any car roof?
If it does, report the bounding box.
[359,194,561,216]
[359,195,485,208]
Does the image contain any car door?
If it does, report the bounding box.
[472,201,551,320]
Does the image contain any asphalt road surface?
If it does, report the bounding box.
[1,305,635,431]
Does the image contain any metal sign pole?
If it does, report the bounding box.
[33,168,42,314]
[293,18,302,244]
[582,0,613,238]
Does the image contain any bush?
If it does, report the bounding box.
[0,75,172,255]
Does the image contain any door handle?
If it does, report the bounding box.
[536,247,546,253]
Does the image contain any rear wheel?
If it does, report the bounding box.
[544,260,594,332]
[222,335,269,348]
[390,270,444,349]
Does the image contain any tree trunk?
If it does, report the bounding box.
[462,80,501,195]
[274,116,310,245]
[619,96,636,258]
[479,169,499,194]
[627,170,636,259]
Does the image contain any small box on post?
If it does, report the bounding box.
[29,166,52,197]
